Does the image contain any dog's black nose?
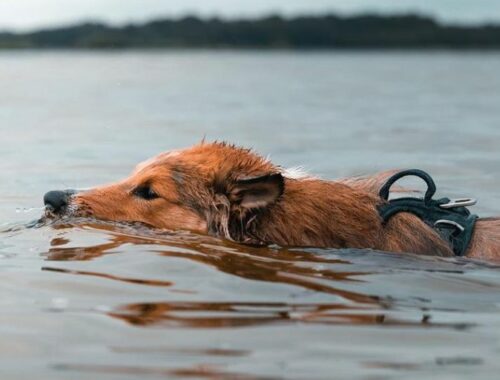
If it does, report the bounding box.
[44,190,70,213]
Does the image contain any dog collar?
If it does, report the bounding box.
[377,169,478,257]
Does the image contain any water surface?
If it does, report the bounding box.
[1,51,500,379]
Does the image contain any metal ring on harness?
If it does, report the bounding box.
[377,169,478,257]
[379,169,436,204]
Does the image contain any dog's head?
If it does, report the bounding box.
[44,142,285,243]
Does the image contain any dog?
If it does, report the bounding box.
[43,142,500,262]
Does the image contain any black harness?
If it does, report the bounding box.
[377,169,478,257]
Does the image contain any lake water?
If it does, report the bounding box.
[1,51,500,379]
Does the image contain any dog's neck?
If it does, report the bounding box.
[247,178,454,256]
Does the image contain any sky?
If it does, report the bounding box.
[1,0,499,31]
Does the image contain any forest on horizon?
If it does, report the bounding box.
[1,13,499,49]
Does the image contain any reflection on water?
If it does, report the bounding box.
[32,221,480,329]
[54,363,276,380]
[10,220,492,379]
[36,222,478,332]
[3,216,499,380]
[108,300,472,329]
[2,215,500,380]
[42,266,174,287]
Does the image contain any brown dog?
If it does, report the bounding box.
[43,142,500,262]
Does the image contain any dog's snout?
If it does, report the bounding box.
[44,190,72,213]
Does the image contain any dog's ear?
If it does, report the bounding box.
[229,173,284,210]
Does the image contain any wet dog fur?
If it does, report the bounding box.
[47,142,500,262]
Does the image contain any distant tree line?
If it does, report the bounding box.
[1,14,499,49]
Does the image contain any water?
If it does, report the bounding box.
[1,50,500,379]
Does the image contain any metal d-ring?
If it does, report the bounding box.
[379,169,437,204]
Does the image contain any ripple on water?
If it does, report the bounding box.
[1,218,500,380]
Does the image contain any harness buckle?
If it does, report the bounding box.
[440,198,477,209]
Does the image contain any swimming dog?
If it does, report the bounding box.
[43,142,500,261]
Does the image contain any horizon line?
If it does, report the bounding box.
[2,10,500,34]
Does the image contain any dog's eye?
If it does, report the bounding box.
[132,185,159,200]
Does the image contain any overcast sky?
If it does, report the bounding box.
[1,0,499,31]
